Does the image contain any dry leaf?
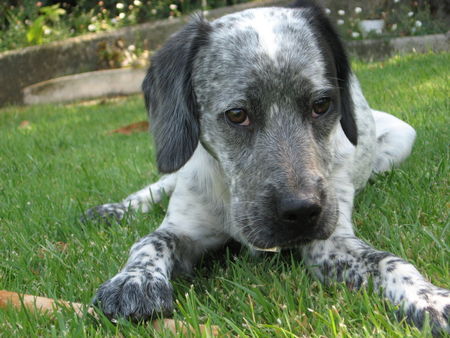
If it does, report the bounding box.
[0,290,218,335]
[18,121,31,130]
[108,121,149,135]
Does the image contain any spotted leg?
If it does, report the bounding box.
[93,173,229,320]
[83,173,177,224]
[302,231,449,333]
[301,174,449,334]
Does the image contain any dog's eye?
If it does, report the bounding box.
[225,108,250,126]
[312,98,331,118]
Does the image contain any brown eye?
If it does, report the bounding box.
[312,98,331,118]
[225,108,250,126]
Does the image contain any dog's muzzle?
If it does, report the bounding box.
[241,176,336,249]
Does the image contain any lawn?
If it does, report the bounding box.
[0,52,448,337]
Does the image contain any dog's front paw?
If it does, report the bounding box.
[94,270,173,321]
[404,286,449,335]
[82,203,128,225]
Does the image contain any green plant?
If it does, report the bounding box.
[330,0,449,40]
[0,0,254,52]
[26,4,66,45]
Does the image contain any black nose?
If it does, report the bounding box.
[278,197,322,225]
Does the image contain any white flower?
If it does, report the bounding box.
[169,4,178,10]
[44,27,52,35]
[391,23,397,31]
[88,24,96,31]
[116,3,124,9]
[337,19,344,25]
[128,44,136,52]
[133,0,142,6]
[408,11,414,17]
[324,8,331,15]
[394,0,400,3]
[119,12,126,19]
[354,7,362,14]
[151,9,157,15]
[415,20,422,27]
[351,31,360,38]
[338,9,345,16]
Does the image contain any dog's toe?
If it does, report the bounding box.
[93,270,173,322]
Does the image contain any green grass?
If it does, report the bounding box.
[0,52,449,337]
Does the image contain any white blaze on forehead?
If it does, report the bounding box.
[213,8,332,92]
[245,9,329,90]
[247,11,280,61]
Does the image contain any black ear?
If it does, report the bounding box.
[142,17,212,173]
[289,0,358,145]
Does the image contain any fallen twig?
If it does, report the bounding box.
[0,290,218,335]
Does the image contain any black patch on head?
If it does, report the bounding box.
[289,0,357,145]
[142,16,212,173]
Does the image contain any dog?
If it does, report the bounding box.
[86,0,450,334]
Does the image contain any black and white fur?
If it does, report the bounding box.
[86,1,449,334]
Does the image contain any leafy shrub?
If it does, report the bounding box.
[0,0,250,52]
[26,4,66,44]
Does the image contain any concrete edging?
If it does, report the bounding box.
[23,68,147,105]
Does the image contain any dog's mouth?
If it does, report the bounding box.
[247,235,315,252]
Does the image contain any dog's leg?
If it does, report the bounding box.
[122,173,177,212]
[372,110,416,174]
[301,185,449,334]
[83,173,177,223]
[93,170,230,320]
[94,222,228,321]
[303,234,449,333]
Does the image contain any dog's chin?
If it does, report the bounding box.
[242,218,337,250]
[246,231,331,251]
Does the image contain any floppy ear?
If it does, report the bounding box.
[290,0,358,145]
[142,17,211,173]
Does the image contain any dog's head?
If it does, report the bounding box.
[143,1,357,249]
